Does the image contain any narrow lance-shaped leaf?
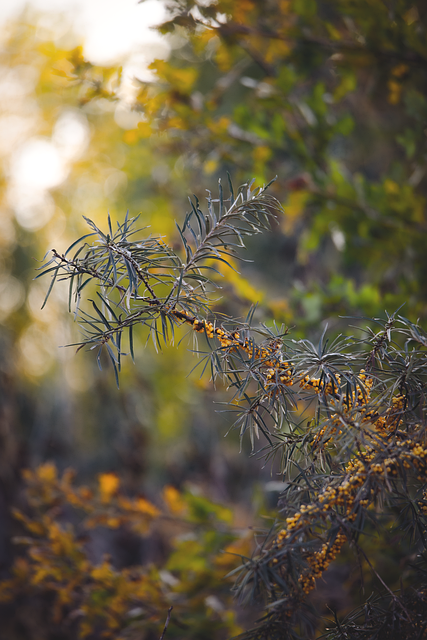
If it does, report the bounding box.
[41,266,58,309]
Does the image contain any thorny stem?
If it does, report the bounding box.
[52,249,111,284]
[168,184,273,299]
[107,242,159,301]
[365,315,396,371]
[355,542,412,620]
[51,249,155,309]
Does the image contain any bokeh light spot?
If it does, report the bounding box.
[10,137,68,190]
[52,110,90,161]
[0,275,25,321]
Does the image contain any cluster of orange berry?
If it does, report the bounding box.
[299,533,348,595]
[271,371,427,597]
[176,310,245,348]
[175,308,294,382]
[299,374,341,396]
[177,311,427,600]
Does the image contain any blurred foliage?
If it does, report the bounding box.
[127,0,427,327]
[0,462,248,639]
[0,0,427,638]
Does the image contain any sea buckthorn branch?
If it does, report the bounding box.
[361,311,409,373]
[231,436,427,636]
[181,315,298,444]
[182,314,427,619]
[229,318,427,637]
[38,178,281,380]
[200,330,368,454]
[178,317,401,454]
[169,177,278,298]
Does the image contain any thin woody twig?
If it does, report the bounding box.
[159,606,173,640]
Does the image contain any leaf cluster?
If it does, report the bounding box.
[37,178,281,383]
[0,463,247,639]
[224,313,427,638]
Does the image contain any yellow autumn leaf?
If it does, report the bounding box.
[232,0,256,24]
[204,158,219,175]
[48,522,76,556]
[32,566,51,585]
[122,129,139,145]
[215,257,263,305]
[98,473,120,503]
[214,43,234,72]
[384,179,399,194]
[91,558,115,584]
[79,620,92,639]
[26,521,46,536]
[167,116,187,130]
[387,79,401,104]
[207,116,231,136]
[282,190,309,232]
[265,38,291,63]
[106,517,121,528]
[252,145,272,163]
[149,59,198,93]
[36,462,58,483]
[214,536,252,570]
[392,63,409,77]
[162,485,186,514]
[135,497,160,518]
[192,28,217,55]
[136,121,152,138]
